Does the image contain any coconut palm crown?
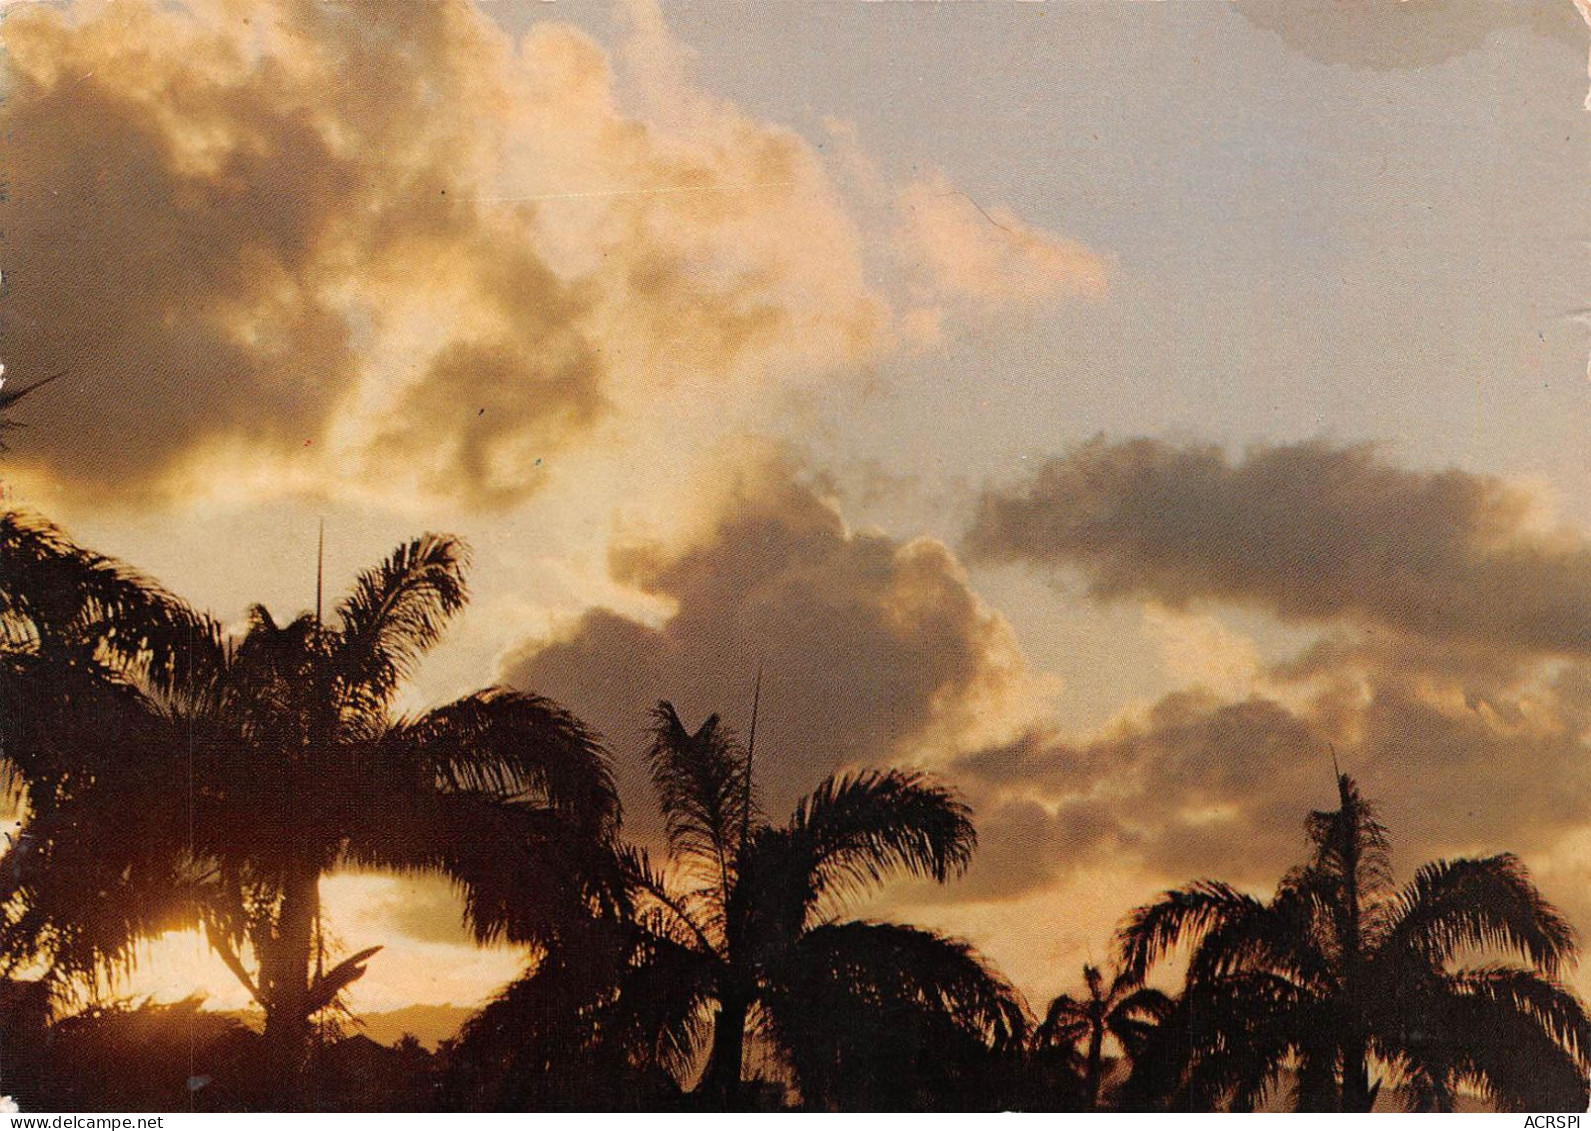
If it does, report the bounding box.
[0,511,620,1085]
[1118,772,1591,1112]
[482,700,1028,1110]
[1034,964,1173,1110]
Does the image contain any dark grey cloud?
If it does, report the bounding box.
[947,640,1591,901]
[943,438,1591,910]
[1233,0,1581,71]
[939,793,1122,904]
[968,437,1591,659]
[368,334,605,509]
[502,456,1021,828]
[950,693,1327,890]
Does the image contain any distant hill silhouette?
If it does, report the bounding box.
[354,1005,473,1050]
[208,1005,471,1051]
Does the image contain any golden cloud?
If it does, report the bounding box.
[0,0,894,508]
[501,451,1032,829]
[895,175,1108,316]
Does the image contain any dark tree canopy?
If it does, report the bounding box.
[1119,774,1590,1112]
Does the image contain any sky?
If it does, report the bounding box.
[2,0,1591,1017]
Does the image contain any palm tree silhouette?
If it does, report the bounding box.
[623,701,1026,1108]
[1,509,212,986]
[439,915,695,1111]
[1118,772,1591,1111]
[1033,964,1172,1110]
[0,513,620,1096]
[470,700,1027,1110]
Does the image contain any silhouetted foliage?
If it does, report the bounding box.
[454,701,1027,1111]
[0,990,444,1112]
[7,512,1591,1113]
[0,513,621,1099]
[439,917,690,1111]
[1031,964,1173,1110]
[1118,774,1591,1112]
[2,996,264,1111]
[307,1031,439,1112]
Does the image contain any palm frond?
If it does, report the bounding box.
[332,534,469,713]
[786,768,976,909]
[1306,773,1393,904]
[0,657,201,983]
[1389,966,1591,1112]
[1184,886,1333,992]
[339,791,620,948]
[613,930,721,1079]
[445,923,709,1109]
[621,846,728,960]
[644,702,753,892]
[1445,966,1591,1068]
[302,946,382,1017]
[0,509,210,682]
[1180,972,1317,1112]
[380,688,617,837]
[764,920,1028,1109]
[1034,993,1090,1049]
[803,921,1028,1044]
[1107,986,1176,1059]
[1384,855,1576,976]
[1117,880,1263,983]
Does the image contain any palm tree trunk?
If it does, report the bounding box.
[262,864,320,1106]
[699,992,749,1108]
[1340,1040,1374,1112]
[1337,775,1373,1113]
[1085,1024,1105,1111]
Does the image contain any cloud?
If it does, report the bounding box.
[0,0,1112,512]
[501,452,1029,826]
[894,175,1108,320]
[0,0,887,508]
[897,636,1591,1012]
[1233,0,1581,72]
[1140,603,1263,701]
[946,692,1326,895]
[968,437,1591,660]
[327,873,483,949]
[956,637,1591,896]
[943,437,1591,924]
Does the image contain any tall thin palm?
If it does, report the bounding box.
[1034,964,1172,1110]
[1118,773,1591,1112]
[0,513,620,1090]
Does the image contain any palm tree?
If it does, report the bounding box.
[1118,772,1591,1112]
[1033,964,1173,1110]
[439,915,695,1111]
[471,701,1027,1110]
[627,702,1025,1108]
[0,512,620,1093]
[1,509,213,991]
